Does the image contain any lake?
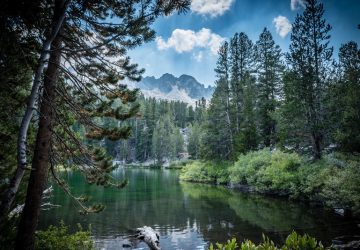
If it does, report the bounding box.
[38,168,360,249]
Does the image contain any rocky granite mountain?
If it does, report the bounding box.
[128,73,214,104]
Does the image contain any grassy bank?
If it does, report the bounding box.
[179,149,360,214]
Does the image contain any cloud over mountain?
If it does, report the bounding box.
[156,28,224,55]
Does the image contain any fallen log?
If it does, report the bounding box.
[136,226,160,250]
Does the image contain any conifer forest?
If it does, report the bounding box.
[0,0,360,249]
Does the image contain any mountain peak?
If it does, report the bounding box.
[161,73,175,78]
[134,73,214,104]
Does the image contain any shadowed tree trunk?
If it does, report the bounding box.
[0,0,67,226]
[15,17,63,250]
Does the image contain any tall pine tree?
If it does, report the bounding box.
[254,28,283,147]
[286,0,333,159]
[202,42,234,159]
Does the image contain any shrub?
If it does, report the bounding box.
[167,159,194,169]
[229,149,272,187]
[229,149,303,196]
[282,231,324,250]
[179,161,230,184]
[35,221,94,250]
[303,153,360,213]
[182,149,360,214]
[209,232,324,250]
[229,149,360,213]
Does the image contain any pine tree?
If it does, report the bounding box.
[229,32,254,133]
[330,41,360,152]
[286,0,333,159]
[151,115,182,163]
[236,74,258,152]
[12,1,190,248]
[254,28,283,147]
[0,2,41,227]
[201,42,234,159]
[187,123,202,159]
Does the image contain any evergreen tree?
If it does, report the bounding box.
[11,1,190,248]
[187,123,202,159]
[201,42,234,159]
[254,28,283,147]
[152,115,183,163]
[172,128,184,157]
[229,32,254,133]
[236,74,258,153]
[330,41,360,152]
[0,0,50,226]
[285,0,333,159]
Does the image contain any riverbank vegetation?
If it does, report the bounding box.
[180,149,360,214]
[210,231,324,250]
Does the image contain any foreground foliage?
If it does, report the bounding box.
[209,231,324,250]
[35,222,94,250]
[180,149,360,213]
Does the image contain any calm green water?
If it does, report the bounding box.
[38,168,360,249]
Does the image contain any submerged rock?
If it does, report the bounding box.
[332,235,360,249]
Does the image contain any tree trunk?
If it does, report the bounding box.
[136,226,161,250]
[14,25,63,250]
[0,0,67,225]
[312,132,322,160]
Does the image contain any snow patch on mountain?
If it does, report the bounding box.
[126,73,214,105]
[142,86,197,105]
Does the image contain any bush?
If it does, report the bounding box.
[228,149,360,213]
[179,161,230,184]
[167,159,194,169]
[181,149,360,214]
[209,231,324,250]
[283,231,324,250]
[300,153,360,213]
[35,221,94,250]
[229,149,303,196]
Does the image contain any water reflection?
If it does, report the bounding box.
[38,169,360,249]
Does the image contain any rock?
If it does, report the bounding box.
[332,241,360,249]
[136,226,160,250]
[334,208,345,216]
[332,236,360,250]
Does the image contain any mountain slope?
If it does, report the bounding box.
[130,73,214,104]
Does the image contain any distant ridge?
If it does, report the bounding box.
[128,73,214,104]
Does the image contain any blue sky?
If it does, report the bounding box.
[128,0,360,87]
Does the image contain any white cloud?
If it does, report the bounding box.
[273,16,292,38]
[156,28,225,55]
[191,0,235,17]
[193,51,204,62]
[290,0,305,11]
